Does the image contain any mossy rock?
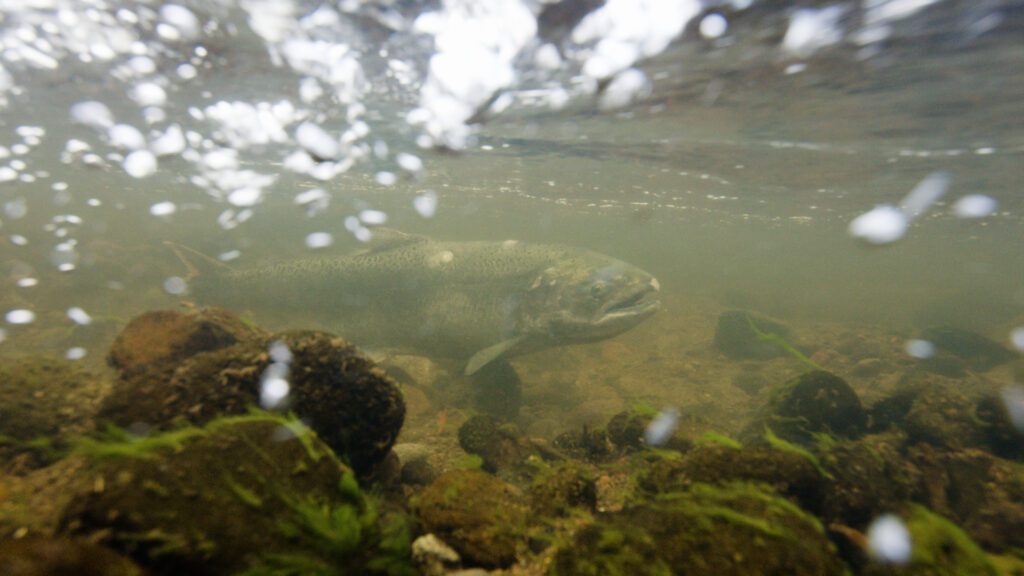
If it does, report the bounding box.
[745,370,866,446]
[457,414,535,474]
[0,537,145,576]
[548,523,671,576]
[639,444,825,514]
[107,308,266,378]
[773,370,866,438]
[0,356,108,470]
[902,384,986,451]
[975,392,1024,460]
[528,460,597,518]
[862,505,997,576]
[908,446,1024,553]
[626,482,845,575]
[99,329,405,476]
[412,470,528,568]
[606,410,652,450]
[919,327,1016,373]
[60,414,412,576]
[713,310,792,360]
[819,433,920,526]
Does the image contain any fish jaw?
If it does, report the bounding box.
[542,274,662,343]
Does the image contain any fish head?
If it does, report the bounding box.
[523,254,661,344]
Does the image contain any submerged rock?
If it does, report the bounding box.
[0,537,144,576]
[909,445,1024,553]
[100,318,405,476]
[919,326,1017,372]
[469,360,522,420]
[713,310,793,360]
[861,505,997,576]
[640,443,826,514]
[902,384,986,451]
[975,391,1024,460]
[819,434,920,527]
[107,308,266,378]
[412,470,529,568]
[624,482,844,575]
[743,370,867,446]
[549,523,671,576]
[653,484,841,574]
[457,414,536,474]
[412,533,461,576]
[0,357,107,471]
[528,460,597,518]
[60,414,411,576]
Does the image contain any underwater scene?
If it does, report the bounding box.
[0,0,1022,574]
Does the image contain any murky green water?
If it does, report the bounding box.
[0,1,1022,574]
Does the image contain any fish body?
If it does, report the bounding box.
[185,230,660,374]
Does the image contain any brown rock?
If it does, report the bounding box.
[107,308,266,377]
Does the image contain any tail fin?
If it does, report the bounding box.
[164,242,232,281]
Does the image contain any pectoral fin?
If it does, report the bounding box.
[465,337,523,376]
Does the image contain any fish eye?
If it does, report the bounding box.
[590,282,609,297]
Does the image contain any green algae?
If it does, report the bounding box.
[72,424,207,460]
[904,505,997,575]
[764,425,832,479]
[744,313,823,371]
[696,431,743,449]
[224,473,264,509]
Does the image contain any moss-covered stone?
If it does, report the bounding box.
[819,433,920,527]
[99,326,405,476]
[548,524,671,576]
[862,505,997,576]
[60,413,412,576]
[775,370,866,438]
[528,460,597,518]
[743,370,866,446]
[0,356,108,471]
[902,384,986,451]
[909,446,1024,553]
[627,482,845,575]
[411,470,528,568]
[552,425,613,462]
[457,414,535,473]
[0,537,145,576]
[919,326,1017,373]
[714,310,792,360]
[606,409,651,450]
[639,444,826,514]
[107,308,266,378]
[975,392,1024,460]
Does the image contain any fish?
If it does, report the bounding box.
[169,229,661,375]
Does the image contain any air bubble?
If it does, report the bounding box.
[867,514,911,564]
[67,307,92,325]
[305,232,333,249]
[5,309,35,324]
[644,407,680,446]
[163,276,188,295]
[414,190,438,218]
[904,339,934,359]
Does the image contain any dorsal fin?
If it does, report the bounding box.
[358,228,430,255]
[164,242,232,281]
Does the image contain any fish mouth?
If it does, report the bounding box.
[601,286,661,320]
